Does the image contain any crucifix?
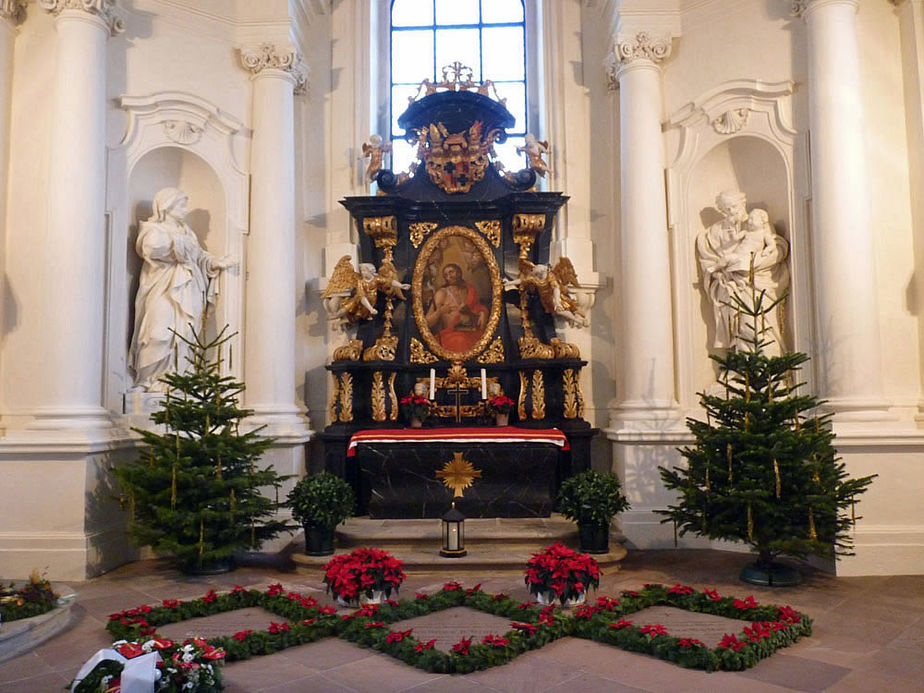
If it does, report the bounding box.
[445,362,470,424]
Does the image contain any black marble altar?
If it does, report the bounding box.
[355,442,561,519]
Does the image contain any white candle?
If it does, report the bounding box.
[481,368,487,399]
[429,368,436,400]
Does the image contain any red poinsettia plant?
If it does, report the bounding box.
[524,542,601,604]
[323,548,406,602]
[484,394,515,416]
[399,394,434,423]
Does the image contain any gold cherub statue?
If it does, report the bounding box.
[504,256,588,328]
[322,256,410,327]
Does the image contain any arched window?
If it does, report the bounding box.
[389,0,528,174]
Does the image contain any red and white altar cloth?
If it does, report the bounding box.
[346,427,570,457]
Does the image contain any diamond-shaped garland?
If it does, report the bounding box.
[106,582,812,675]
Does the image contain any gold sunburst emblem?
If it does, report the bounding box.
[435,453,482,498]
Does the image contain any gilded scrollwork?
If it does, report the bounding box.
[339,373,354,422]
[512,214,545,256]
[577,373,586,419]
[531,370,546,420]
[518,336,555,360]
[418,121,501,194]
[328,373,341,422]
[362,216,398,253]
[363,335,398,362]
[371,371,386,422]
[550,337,581,359]
[332,339,363,362]
[518,371,528,420]
[387,372,398,421]
[476,337,505,364]
[410,337,439,364]
[474,220,502,248]
[409,222,438,248]
[563,368,578,419]
[411,226,502,363]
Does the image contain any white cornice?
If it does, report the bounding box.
[0,0,27,23]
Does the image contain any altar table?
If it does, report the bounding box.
[349,427,569,519]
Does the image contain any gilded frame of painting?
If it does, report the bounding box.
[411,225,502,362]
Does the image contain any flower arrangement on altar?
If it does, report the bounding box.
[399,394,434,425]
[484,394,515,416]
[0,569,58,623]
[323,548,406,604]
[525,542,601,605]
[69,636,225,693]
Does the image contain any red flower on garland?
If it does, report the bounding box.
[491,593,509,601]
[231,585,247,595]
[718,633,747,651]
[466,584,483,596]
[149,638,174,650]
[703,588,722,602]
[201,589,217,603]
[538,605,556,626]
[443,581,463,591]
[451,637,472,655]
[744,622,771,642]
[622,590,641,597]
[510,622,537,635]
[299,596,318,609]
[609,619,634,630]
[677,638,705,648]
[318,606,336,615]
[482,634,509,647]
[266,584,284,597]
[415,592,429,600]
[116,642,145,659]
[364,621,385,628]
[596,596,620,611]
[640,624,669,638]
[573,605,599,619]
[386,628,413,643]
[268,622,290,634]
[414,639,437,652]
[162,599,181,609]
[357,604,380,617]
[733,596,758,610]
[201,645,225,661]
[667,584,695,596]
[770,620,789,631]
[777,606,801,624]
[301,618,317,626]
[517,601,536,610]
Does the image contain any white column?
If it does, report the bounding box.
[797,0,890,422]
[608,33,681,431]
[34,1,122,431]
[240,43,311,437]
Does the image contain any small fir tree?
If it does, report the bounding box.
[658,289,875,572]
[117,326,289,573]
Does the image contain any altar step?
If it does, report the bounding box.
[291,514,628,574]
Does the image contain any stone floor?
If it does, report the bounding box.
[2,549,923,692]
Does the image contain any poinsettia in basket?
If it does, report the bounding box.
[399,394,434,427]
[323,547,406,606]
[525,542,601,607]
[69,636,225,692]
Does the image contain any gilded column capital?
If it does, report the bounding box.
[39,0,124,34]
[240,43,309,94]
[0,0,27,24]
[605,31,672,89]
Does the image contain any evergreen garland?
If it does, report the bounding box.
[117,326,289,573]
[658,289,876,568]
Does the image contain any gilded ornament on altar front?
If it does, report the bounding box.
[531,370,546,420]
[435,403,485,420]
[512,214,545,255]
[518,336,555,360]
[550,337,580,359]
[340,373,354,422]
[563,368,578,419]
[410,337,438,364]
[474,220,502,248]
[435,452,483,498]
[387,372,398,421]
[332,339,363,362]
[362,216,398,249]
[371,371,386,422]
[328,373,341,422]
[476,337,504,364]
[518,371,528,420]
[363,335,398,361]
[409,222,438,248]
[577,376,585,418]
[412,226,502,363]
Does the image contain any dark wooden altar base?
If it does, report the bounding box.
[355,442,561,518]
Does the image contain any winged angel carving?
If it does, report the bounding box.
[504,257,588,327]
[322,256,410,328]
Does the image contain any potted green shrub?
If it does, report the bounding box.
[288,471,355,556]
[556,470,630,554]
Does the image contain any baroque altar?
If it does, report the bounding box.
[320,64,595,517]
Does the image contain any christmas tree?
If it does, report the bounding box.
[658,288,875,583]
[117,326,289,573]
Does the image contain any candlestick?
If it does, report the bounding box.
[429,368,436,400]
[481,368,487,399]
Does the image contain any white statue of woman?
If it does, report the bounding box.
[129,188,237,391]
[696,191,789,351]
